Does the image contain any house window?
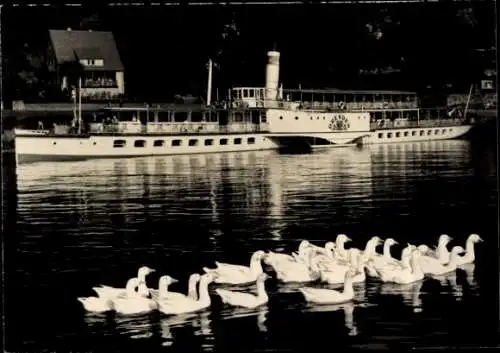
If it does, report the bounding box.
[220,138,228,145]
[113,140,126,148]
[205,139,214,146]
[172,139,182,146]
[189,139,198,146]
[153,140,165,147]
[134,140,146,147]
[234,138,242,144]
[247,137,255,144]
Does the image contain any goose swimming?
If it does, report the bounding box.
[155,273,201,301]
[425,234,453,264]
[216,273,270,309]
[418,246,465,276]
[375,248,424,284]
[111,280,157,315]
[203,250,266,285]
[299,270,356,305]
[319,249,364,285]
[456,234,483,266]
[93,266,155,299]
[274,249,321,283]
[79,277,142,313]
[157,273,216,315]
[331,234,352,262]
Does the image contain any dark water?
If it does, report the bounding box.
[3,139,499,352]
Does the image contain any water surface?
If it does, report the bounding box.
[4,139,498,352]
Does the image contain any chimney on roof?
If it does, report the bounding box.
[67,27,72,31]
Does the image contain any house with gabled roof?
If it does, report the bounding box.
[47,28,125,101]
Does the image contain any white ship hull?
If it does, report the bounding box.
[14,132,279,164]
[14,124,472,164]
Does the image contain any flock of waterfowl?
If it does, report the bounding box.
[78,233,482,315]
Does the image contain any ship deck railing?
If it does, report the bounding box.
[87,122,271,135]
[370,118,468,130]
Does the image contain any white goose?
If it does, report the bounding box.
[154,273,201,301]
[456,234,483,266]
[299,270,356,305]
[371,238,400,266]
[266,247,315,275]
[93,266,155,299]
[111,280,157,315]
[418,246,465,276]
[371,242,416,275]
[423,234,453,264]
[331,234,352,262]
[274,250,321,283]
[266,240,310,264]
[361,236,383,277]
[216,273,270,309]
[319,249,365,285]
[203,250,266,285]
[157,273,215,315]
[79,277,141,313]
[375,248,424,284]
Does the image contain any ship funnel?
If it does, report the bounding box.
[265,51,280,101]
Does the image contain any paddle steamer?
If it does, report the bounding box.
[14,51,473,164]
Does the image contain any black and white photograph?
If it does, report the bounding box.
[1,1,498,352]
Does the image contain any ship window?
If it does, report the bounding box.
[279,116,283,120]
[323,116,326,120]
[441,129,446,134]
[434,129,439,135]
[317,116,320,120]
[420,130,424,136]
[204,139,214,146]
[113,140,126,148]
[93,142,97,145]
[249,90,255,98]
[247,137,255,144]
[396,132,401,137]
[134,140,146,147]
[310,116,313,120]
[427,130,432,135]
[234,138,242,145]
[220,138,228,145]
[189,139,198,146]
[172,139,182,146]
[378,133,383,138]
[412,131,417,136]
[449,128,453,132]
[295,116,299,120]
[153,140,165,147]
[387,133,393,138]
[404,131,409,137]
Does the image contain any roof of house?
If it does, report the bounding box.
[49,29,124,71]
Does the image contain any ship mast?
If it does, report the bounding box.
[207,58,213,106]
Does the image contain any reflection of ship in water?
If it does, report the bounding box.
[371,140,472,178]
[379,281,424,312]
